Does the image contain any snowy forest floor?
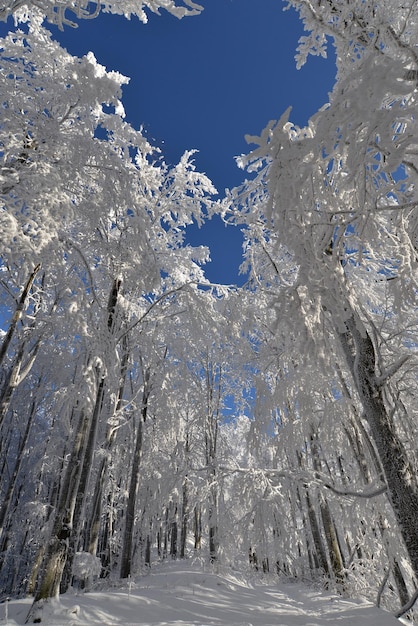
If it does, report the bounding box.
[3,561,406,626]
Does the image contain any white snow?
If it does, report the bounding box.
[3,561,403,626]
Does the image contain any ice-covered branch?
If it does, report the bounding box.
[0,0,203,29]
[375,355,411,387]
[214,465,388,499]
[395,587,418,618]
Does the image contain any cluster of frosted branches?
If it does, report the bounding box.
[0,0,202,28]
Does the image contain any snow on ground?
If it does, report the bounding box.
[3,561,402,626]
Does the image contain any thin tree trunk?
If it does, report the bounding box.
[180,478,189,559]
[0,264,40,369]
[318,494,345,584]
[170,504,178,559]
[120,370,150,579]
[208,478,218,564]
[0,395,37,539]
[204,359,220,563]
[60,278,123,590]
[60,374,106,592]
[310,431,345,585]
[305,489,329,575]
[194,505,202,551]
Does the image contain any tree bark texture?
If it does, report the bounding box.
[338,314,418,577]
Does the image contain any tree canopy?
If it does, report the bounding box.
[0,0,417,622]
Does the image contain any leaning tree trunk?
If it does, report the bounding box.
[0,264,40,369]
[339,367,411,607]
[338,312,418,578]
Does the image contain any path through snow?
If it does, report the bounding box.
[3,561,402,625]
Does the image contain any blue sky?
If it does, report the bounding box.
[1,0,336,285]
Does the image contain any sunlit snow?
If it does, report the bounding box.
[4,561,403,625]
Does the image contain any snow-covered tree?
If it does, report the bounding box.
[235,0,418,590]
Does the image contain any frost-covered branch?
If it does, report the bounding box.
[322,481,387,499]
[395,587,418,618]
[0,0,203,29]
[376,568,390,608]
[215,465,388,499]
[116,284,192,342]
[375,355,411,387]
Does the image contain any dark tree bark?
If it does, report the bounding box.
[25,405,90,622]
[338,313,418,578]
[60,278,123,591]
[0,394,37,540]
[194,505,202,551]
[0,264,40,369]
[180,478,189,559]
[120,369,150,579]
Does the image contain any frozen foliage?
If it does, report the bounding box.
[0,0,203,30]
[72,552,102,580]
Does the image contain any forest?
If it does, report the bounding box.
[0,0,417,622]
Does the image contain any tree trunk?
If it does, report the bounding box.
[305,489,329,576]
[338,313,418,577]
[170,514,178,559]
[85,336,129,557]
[319,494,345,584]
[310,431,345,584]
[25,406,90,622]
[0,395,37,539]
[0,264,40,369]
[120,370,150,579]
[180,478,189,559]
[208,491,218,563]
[60,278,123,590]
[60,374,106,592]
[194,505,202,551]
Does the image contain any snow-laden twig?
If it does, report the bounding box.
[211,465,388,499]
[376,568,390,608]
[395,586,418,618]
[375,355,411,387]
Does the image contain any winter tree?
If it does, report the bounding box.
[234,0,417,596]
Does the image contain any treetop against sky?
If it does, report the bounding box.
[0,0,337,285]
